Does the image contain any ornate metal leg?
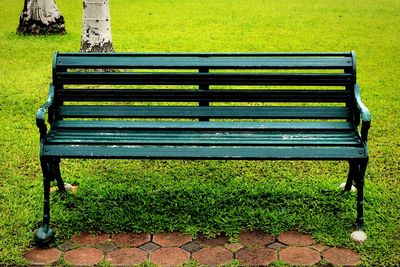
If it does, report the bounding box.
[355,159,368,229]
[52,158,65,192]
[34,157,55,247]
[344,160,357,192]
[351,158,368,243]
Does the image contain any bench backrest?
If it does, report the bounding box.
[51,52,358,123]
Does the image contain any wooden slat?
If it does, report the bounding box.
[50,131,357,137]
[57,106,352,119]
[57,52,352,57]
[56,55,353,69]
[42,145,367,159]
[47,138,359,146]
[48,130,358,138]
[56,72,353,86]
[47,129,360,146]
[54,121,355,131]
[58,89,352,103]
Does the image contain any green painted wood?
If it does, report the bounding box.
[50,129,357,137]
[47,129,359,138]
[48,131,358,139]
[58,89,352,103]
[55,56,353,69]
[56,72,353,86]
[46,132,360,146]
[57,106,352,119]
[41,145,367,159]
[47,139,360,146]
[54,121,355,131]
[57,52,352,57]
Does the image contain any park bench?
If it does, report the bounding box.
[35,51,370,246]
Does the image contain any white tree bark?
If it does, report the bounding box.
[81,0,113,52]
[17,0,65,35]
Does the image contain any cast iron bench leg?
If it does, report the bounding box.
[351,158,368,242]
[344,161,357,191]
[51,158,65,192]
[34,157,55,247]
[356,158,368,230]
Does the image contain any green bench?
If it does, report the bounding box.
[35,52,370,246]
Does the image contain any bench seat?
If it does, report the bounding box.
[43,121,364,159]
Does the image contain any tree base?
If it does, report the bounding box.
[80,41,114,52]
[17,16,65,35]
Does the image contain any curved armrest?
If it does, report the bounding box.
[36,84,55,140]
[354,84,371,142]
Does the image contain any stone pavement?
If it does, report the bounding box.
[25,230,361,266]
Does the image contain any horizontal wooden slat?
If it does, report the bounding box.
[54,121,355,131]
[42,145,367,159]
[57,106,352,119]
[56,72,353,86]
[47,128,360,146]
[56,55,353,70]
[47,138,359,146]
[57,52,352,57]
[48,140,359,147]
[58,89,352,103]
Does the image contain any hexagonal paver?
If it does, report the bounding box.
[106,248,147,266]
[100,243,118,253]
[181,241,203,253]
[323,247,361,266]
[71,232,110,245]
[192,247,233,265]
[111,232,150,247]
[238,230,275,247]
[196,234,229,247]
[140,242,160,252]
[279,247,320,266]
[278,230,315,246]
[24,247,61,266]
[236,247,276,266]
[225,242,244,252]
[64,247,103,266]
[153,232,192,247]
[150,247,190,266]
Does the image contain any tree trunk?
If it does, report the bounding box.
[17,0,65,35]
[80,0,113,52]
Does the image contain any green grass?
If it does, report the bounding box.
[1,0,399,265]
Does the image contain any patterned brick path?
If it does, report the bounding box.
[25,230,361,266]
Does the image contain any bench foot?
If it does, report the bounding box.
[34,224,54,247]
[351,230,367,244]
[339,182,356,192]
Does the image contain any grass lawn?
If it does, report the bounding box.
[1,0,399,265]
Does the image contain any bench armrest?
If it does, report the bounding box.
[36,84,55,141]
[354,84,371,142]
